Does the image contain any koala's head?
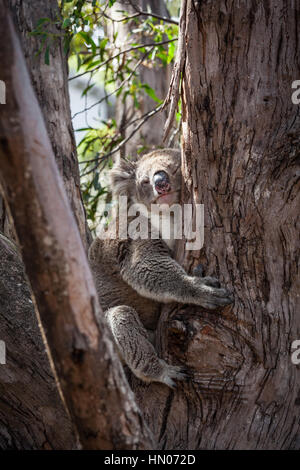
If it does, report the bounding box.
[110,149,181,209]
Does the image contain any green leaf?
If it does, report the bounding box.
[81,83,95,97]
[35,17,50,28]
[133,94,139,108]
[99,37,108,50]
[44,44,50,65]
[116,87,123,97]
[167,41,176,64]
[141,84,162,103]
[63,34,71,55]
[93,172,101,191]
[62,18,72,29]
[108,0,117,6]
[86,59,101,70]
[77,54,82,71]
[78,31,97,55]
[78,31,90,42]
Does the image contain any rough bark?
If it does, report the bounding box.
[0,0,91,449]
[133,0,300,449]
[108,0,173,157]
[0,3,152,450]
[0,234,78,449]
[8,0,91,250]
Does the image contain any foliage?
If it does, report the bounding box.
[34,1,180,229]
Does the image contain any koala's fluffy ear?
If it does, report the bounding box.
[110,158,136,197]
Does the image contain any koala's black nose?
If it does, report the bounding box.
[154,171,171,194]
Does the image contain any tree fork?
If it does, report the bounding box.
[0,2,153,450]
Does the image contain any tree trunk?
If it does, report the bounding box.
[0,0,93,449]
[0,3,152,450]
[133,0,300,449]
[0,234,78,449]
[108,0,173,157]
[8,0,91,250]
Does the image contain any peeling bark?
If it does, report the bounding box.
[133,0,300,450]
[0,198,14,240]
[0,3,152,450]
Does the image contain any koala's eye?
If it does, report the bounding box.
[141,177,150,185]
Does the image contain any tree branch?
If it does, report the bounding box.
[80,104,163,176]
[72,48,151,120]
[103,8,178,25]
[0,3,153,450]
[162,0,187,141]
[69,39,177,82]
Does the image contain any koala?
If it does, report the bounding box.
[88,149,233,388]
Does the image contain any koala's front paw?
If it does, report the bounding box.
[159,361,188,389]
[193,277,234,310]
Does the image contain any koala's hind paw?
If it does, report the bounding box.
[159,362,189,389]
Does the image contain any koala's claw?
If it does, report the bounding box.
[193,265,221,288]
[193,264,205,277]
[192,275,234,309]
[202,287,234,309]
[160,362,189,388]
[196,282,234,309]
[200,276,221,288]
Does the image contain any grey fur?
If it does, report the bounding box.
[89,149,233,387]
